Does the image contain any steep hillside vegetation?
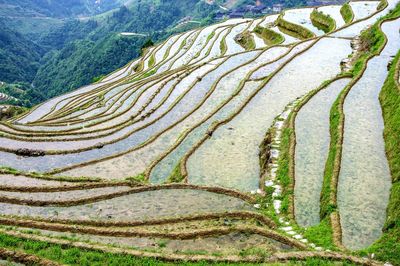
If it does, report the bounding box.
[0,21,43,84]
[0,0,128,18]
[0,0,218,102]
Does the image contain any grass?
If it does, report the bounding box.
[129,69,157,82]
[0,105,29,121]
[166,163,184,183]
[179,39,187,50]
[275,14,315,40]
[234,31,256,51]
[377,0,388,11]
[270,79,344,248]
[0,231,362,265]
[310,9,335,33]
[276,123,293,215]
[220,38,227,55]
[133,60,144,72]
[238,247,270,258]
[319,94,340,219]
[207,32,215,42]
[253,26,284,46]
[125,173,147,184]
[0,232,246,266]
[148,54,156,68]
[301,218,335,250]
[0,166,99,183]
[340,3,354,24]
[379,53,400,184]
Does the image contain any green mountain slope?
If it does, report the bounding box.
[0,0,128,18]
[0,20,43,84]
[33,0,217,98]
[34,33,147,98]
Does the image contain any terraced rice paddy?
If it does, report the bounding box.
[294,78,351,227]
[0,0,399,264]
[338,17,400,250]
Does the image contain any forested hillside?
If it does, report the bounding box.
[0,21,43,84]
[0,0,127,18]
[34,0,217,98]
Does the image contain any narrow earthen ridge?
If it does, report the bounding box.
[0,168,101,183]
[330,211,345,249]
[0,217,304,249]
[0,229,383,265]
[1,210,276,229]
[289,75,352,220]
[0,247,63,266]
[395,53,400,89]
[39,67,182,127]
[269,251,383,266]
[287,109,296,219]
[275,12,316,40]
[0,183,256,206]
[6,39,262,136]
[0,181,134,192]
[42,64,185,123]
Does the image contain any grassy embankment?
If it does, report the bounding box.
[275,14,315,40]
[0,228,363,265]
[220,37,227,55]
[235,31,256,50]
[310,9,336,33]
[340,3,354,24]
[253,26,284,46]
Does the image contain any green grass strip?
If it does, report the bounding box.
[234,31,256,51]
[253,26,284,46]
[377,0,388,11]
[148,54,156,68]
[275,14,315,40]
[310,9,336,33]
[220,37,227,55]
[340,3,354,24]
[0,229,365,265]
[0,232,237,266]
[166,163,185,183]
